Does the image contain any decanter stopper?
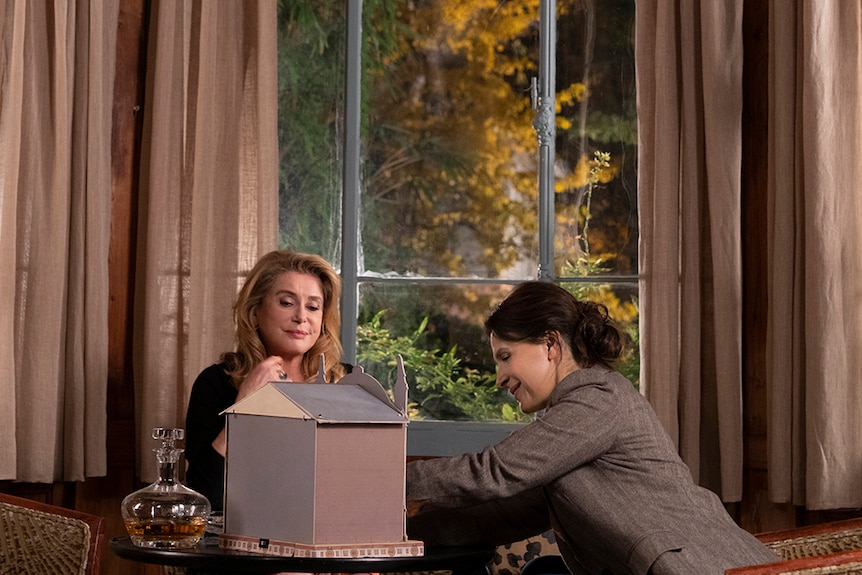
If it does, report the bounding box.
[121,427,211,548]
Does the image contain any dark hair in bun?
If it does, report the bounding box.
[484,281,624,369]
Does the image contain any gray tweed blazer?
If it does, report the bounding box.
[406,367,777,575]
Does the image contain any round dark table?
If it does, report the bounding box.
[111,535,495,574]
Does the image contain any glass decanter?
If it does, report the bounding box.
[121,427,211,548]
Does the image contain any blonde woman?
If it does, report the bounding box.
[185,249,346,512]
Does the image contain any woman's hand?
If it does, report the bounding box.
[405,499,427,518]
[236,356,286,402]
[212,356,285,457]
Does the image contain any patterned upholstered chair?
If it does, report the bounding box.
[518,554,569,575]
[389,531,561,575]
[488,531,561,575]
[0,492,105,575]
[400,517,862,575]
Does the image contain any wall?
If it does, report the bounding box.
[0,2,154,574]
[2,1,859,574]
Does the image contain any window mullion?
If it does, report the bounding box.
[340,0,363,364]
[536,0,557,281]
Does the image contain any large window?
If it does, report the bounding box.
[277,0,638,429]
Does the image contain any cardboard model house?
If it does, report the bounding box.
[218,356,422,558]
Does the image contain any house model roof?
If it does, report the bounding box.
[220,356,409,424]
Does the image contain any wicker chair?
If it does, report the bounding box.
[726,518,862,575]
[0,492,105,575]
[725,549,862,574]
[495,518,862,575]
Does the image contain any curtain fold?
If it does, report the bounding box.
[766,0,862,509]
[133,0,278,481]
[0,0,115,482]
[636,0,746,500]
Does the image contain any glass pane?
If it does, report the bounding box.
[276,3,345,267]
[274,0,641,423]
[359,1,541,279]
[554,0,638,279]
[355,280,639,423]
[356,281,529,422]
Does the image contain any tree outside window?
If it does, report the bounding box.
[277,0,637,423]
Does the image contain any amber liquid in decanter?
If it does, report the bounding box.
[121,427,211,548]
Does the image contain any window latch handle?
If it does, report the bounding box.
[530,77,539,110]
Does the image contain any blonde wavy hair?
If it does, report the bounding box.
[221,249,345,386]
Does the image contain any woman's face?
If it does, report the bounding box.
[490,332,557,414]
[254,271,324,360]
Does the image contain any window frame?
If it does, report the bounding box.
[339,0,636,354]
[329,0,637,453]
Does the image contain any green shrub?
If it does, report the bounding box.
[356,311,529,422]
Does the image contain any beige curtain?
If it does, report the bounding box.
[766,1,862,509]
[133,0,278,481]
[636,1,747,500]
[0,0,115,482]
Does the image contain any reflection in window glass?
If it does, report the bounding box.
[277,3,346,267]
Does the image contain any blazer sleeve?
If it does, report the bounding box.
[407,371,623,510]
[407,486,551,546]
